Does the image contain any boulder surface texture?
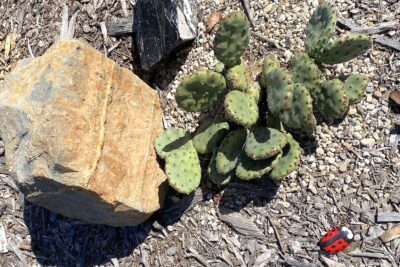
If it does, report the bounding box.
[0,39,167,227]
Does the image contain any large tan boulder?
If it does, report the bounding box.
[0,39,167,226]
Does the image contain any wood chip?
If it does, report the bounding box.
[380,225,400,243]
[376,212,400,223]
[283,254,318,267]
[241,0,256,27]
[389,90,400,107]
[320,255,345,267]
[0,222,8,253]
[206,11,223,33]
[218,207,266,240]
[375,35,400,51]
[349,250,389,259]
[106,16,135,36]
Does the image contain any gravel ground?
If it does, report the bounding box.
[0,0,399,266]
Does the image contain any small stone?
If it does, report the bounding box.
[314,202,324,210]
[373,90,382,99]
[277,14,286,22]
[354,234,361,241]
[361,138,375,147]
[289,240,302,253]
[316,148,324,156]
[353,132,362,140]
[166,246,177,256]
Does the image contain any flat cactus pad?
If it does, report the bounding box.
[244,127,288,160]
[208,148,232,186]
[224,90,259,127]
[315,79,349,120]
[216,129,248,174]
[175,70,227,112]
[266,67,294,114]
[344,74,368,103]
[165,141,201,194]
[270,134,301,180]
[288,53,321,96]
[193,120,230,154]
[154,128,191,159]
[214,11,250,67]
[236,151,282,180]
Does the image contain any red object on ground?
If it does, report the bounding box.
[318,226,353,254]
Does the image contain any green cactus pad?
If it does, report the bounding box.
[288,53,321,96]
[154,128,191,159]
[165,141,201,194]
[193,120,230,154]
[344,74,368,103]
[305,3,337,58]
[270,134,301,180]
[175,70,227,112]
[208,148,232,186]
[244,127,288,160]
[226,58,248,91]
[315,35,372,65]
[314,79,349,120]
[260,54,280,87]
[224,90,259,127]
[280,83,316,135]
[214,62,225,73]
[214,11,250,67]
[266,67,294,114]
[216,129,248,174]
[236,151,282,180]
[245,82,261,103]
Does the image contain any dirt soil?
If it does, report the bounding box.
[0,0,399,266]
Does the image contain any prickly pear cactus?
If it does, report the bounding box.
[214,62,225,73]
[246,82,261,103]
[154,128,191,159]
[288,53,321,96]
[280,83,316,135]
[224,90,259,127]
[193,120,230,154]
[314,79,349,120]
[305,2,337,58]
[315,35,372,65]
[270,134,301,180]
[208,149,232,186]
[244,127,287,160]
[216,129,248,174]
[165,141,201,194]
[214,11,250,67]
[175,70,227,112]
[266,67,294,114]
[236,151,282,180]
[260,54,280,87]
[226,58,248,91]
[344,74,368,103]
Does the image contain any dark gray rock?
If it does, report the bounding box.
[134,0,198,71]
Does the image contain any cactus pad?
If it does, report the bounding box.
[244,127,288,160]
[280,83,316,135]
[288,53,321,96]
[266,67,294,114]
[165,141,201,194]
[226,58,247,91]
[193,120,230,154]
[175,70,227,112]
[216,129,248,174]
[246,82,261,103]
[214,62,225,73]
[208,148,232,185]
[236,152,282,180]
[154,128,191,159]
[214,11,250,67]
[260,54,280,87]
[344,74,368,103]
[315,35,372,65]
[224,90,259,127]
[270,134,301,180]
[305,3,336,57]
[314,79,349,120]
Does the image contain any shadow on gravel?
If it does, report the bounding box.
[23,187,197,266]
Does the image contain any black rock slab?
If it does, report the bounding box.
[134,0,198,71]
